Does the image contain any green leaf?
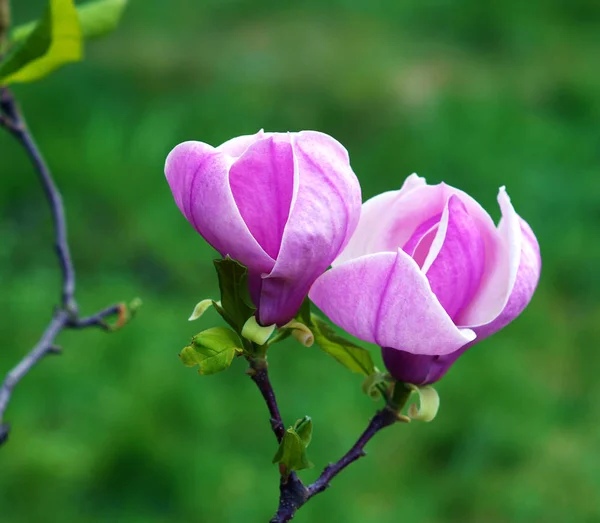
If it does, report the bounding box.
[0,0,82,85]
[293,416,313,447]
[213,257,255,331]
[310,313,376,376]
[11,0,128,43]
[179,327,241,375]
[272,419,314,477]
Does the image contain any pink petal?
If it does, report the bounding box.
[410,225,439,268]
[217,130,266,157]
[401,212,442,258]
[334,174,427,265]
[421,195,486,321]
[333,189,401,265]
[457,187,524,327]
[309,250,476,356]
[258,131,362,325]
[164,141,274,274]
[385,205,540,385]
[336,176,499,270]
[228,136,295,259]
[471,216,541,338]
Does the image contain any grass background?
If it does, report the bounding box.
[1,1,599,522]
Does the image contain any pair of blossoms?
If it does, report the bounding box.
[165,130,541,385]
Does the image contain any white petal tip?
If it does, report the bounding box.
[459,328,477,344]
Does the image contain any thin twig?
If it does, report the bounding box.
[247,356,286,442]
[72,304,123,330]
[306,407,398,498]
[268,407,399,523]
[1,88,77,311]
[246,348,405,522]
[0,87,127,447]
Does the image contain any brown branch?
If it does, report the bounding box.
[247,356,286,442]
[268,407,399,523]
[0,87,129,447]
[246,347,407,522]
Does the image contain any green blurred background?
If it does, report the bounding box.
[1,1,599,522]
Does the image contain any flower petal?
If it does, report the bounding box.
[383,210,540,385]
[165,141,274,274]
[258,131,362,325]
[471,215,541,338]
[458,187,524,327]
[422,195,486,321]
[310,250,476,356]
[336,176,499,269]
[228,136,295,259]
[217,130,266,157]
[401,212,442,259]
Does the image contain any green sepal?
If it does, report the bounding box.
[11,0,128,43]
[272,417,314,478]
[179,326,242,375]
[241,316,275,345]
[296,297,311,325]
[0,0,82,84]
[293,416,313,447]
[310,313,376,376]
[362,370,391,400]
[213,257,255,332]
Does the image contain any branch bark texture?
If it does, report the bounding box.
[0,87,126,446]
[246,352,401,522]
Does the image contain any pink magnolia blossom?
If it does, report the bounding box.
[165,130,362,326]
[309,174,541,384]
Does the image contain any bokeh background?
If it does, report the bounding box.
[1,1,599,522]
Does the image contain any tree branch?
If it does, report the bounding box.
[269,402,405,522]
[306,407,398,498]
[244,340,410,522]
[0,87,129,447]
[1,88,77,311]
[247,356,286,442]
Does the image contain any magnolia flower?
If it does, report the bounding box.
[165,130,362,326]
[310,174,541,384]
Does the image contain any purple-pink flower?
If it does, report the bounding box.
[309,174,541,385]
[165,130,362,326]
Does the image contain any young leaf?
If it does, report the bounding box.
[293,416,313,447]
[11,0,128,43]
[310,314,375,376]
[362,371,390,400]
[179,327,241,375]
[272,421,314,478]
[0,0,82,85]
[213,257,255,331]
